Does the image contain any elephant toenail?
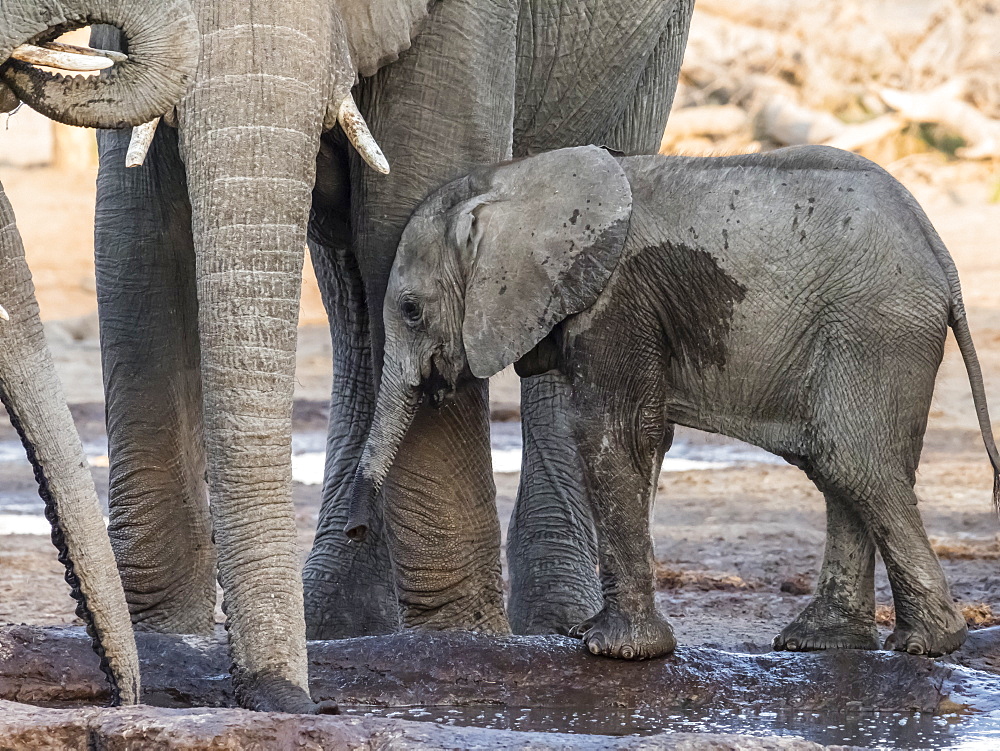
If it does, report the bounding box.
[589,641,601,655]
[621,645,635,659]
[786,639,798,650]
[907,642,924,655]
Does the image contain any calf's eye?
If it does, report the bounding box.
[400,298,421,323]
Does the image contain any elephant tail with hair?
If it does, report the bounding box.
[898,180,1000,517]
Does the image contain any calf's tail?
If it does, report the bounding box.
[949,309,1000,516]
[894,175,1000,516]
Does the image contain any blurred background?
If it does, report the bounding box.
[3,2,1000,407]
[2,1,999,652]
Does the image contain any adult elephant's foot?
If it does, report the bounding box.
[234,672,339,714]
[303,575,399,640]
[570,605,675,660]
[302,526,400,640]
[774,598,880,652]
[510,585,601,636]
[884,601,967,657]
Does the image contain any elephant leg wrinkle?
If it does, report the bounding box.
[302,222,399,639]
[564,366,676,661]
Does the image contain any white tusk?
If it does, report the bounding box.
[0,304,9,322]
[337,95,390,175]
[41,41,128,64]
[126,118,159,168]
[10,43,114,72]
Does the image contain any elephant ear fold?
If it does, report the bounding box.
[461,146,632,379]
[338,0,435,77]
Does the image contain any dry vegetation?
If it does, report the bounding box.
[932,536,1000,559]
[654,561,762,591]
[663,0,1000,180]
[875,602,1000,628]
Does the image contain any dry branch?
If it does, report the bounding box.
[661,104,750,141]
[878,83,1000,159]
[695,0,794,32]
[823,115,907,153]
[756,95,844,146]
[1,626,999,715]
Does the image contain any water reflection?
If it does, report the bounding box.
[340,704,1000,749]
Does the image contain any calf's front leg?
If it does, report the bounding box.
[568,374,675,659]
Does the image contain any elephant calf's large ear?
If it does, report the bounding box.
[461,146,632,379]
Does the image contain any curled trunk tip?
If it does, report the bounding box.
[344,471,375,542]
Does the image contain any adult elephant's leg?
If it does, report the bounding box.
[508,0,694,633]
[303,139,398,638]
[94,123,216,635]
[507,375,601,633]
[351,0,517,632]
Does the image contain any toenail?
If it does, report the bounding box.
[907,642,923,655]
[621,646,635,659]
[786,639,798,650]
[589,641,601,655]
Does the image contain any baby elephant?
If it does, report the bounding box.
[348,144,999,660]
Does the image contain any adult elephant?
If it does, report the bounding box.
[303,0,696,639]
[0,0,199,705]
[91,0,693,711]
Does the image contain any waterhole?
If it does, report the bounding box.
[341,704,1000,749]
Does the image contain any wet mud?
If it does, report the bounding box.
[3,626,1000,748]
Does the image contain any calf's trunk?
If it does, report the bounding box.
[345,358,421,542]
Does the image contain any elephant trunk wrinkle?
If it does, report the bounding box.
[178,24,332,700]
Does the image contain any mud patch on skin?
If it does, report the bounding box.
[625,242,747,372]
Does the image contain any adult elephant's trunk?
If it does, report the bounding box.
[0,0,197,128]
[0,186,139,704]
[345,358,421,542]
[175,4,336,711]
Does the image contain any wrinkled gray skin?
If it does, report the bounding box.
[0,0,200,704]
[353,144,1000,661]
[89,0,694,710]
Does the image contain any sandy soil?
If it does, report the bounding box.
[1,154,999,662]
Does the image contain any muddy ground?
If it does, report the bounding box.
[0,161,999,658]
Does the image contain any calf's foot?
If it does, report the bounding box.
[774,598,879,652]
[570,604,675,660]
[884,601,967,656]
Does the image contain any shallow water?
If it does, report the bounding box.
[340,704,1000,749]
[0,425,783,533]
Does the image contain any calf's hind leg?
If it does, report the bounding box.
[806,354,966,656]
[774,490,879,651]
[568,379,675,660]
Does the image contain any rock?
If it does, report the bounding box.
[0,700,854,750]
[779,575,813,596]
[1,625,998,717]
